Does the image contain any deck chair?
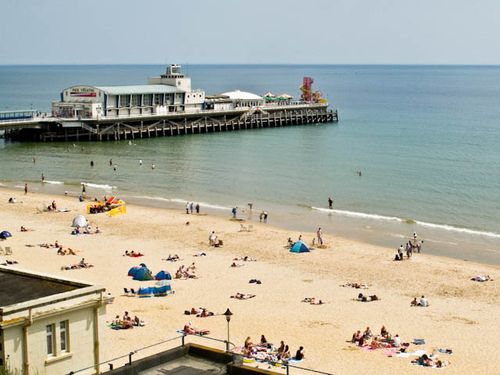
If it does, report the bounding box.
[130,288,137,295]
[123,288,132,296]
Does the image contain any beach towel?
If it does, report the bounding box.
[413,339,426,345]
[383,348,398,357]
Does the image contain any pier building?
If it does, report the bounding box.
[0,64,338,142]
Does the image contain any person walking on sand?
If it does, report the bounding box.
[24,183,28,195]
[317,227,323,245]
[195,203,200,214]
[186,202,190,214]
[328,197,333,209]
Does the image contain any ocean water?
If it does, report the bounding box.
[1,65,499,264]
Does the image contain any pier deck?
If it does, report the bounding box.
[1,103,338,142]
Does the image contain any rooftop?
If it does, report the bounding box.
[0,267,86,308]
[220,90,263,100]
[96,85,183,95]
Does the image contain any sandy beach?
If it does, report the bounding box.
[1,187,499,374]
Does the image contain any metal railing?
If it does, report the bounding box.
[66,333,235,375]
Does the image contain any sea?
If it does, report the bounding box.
[1,65,499,265]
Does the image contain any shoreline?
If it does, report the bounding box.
[3,181,500,267]
[0,186,499,374]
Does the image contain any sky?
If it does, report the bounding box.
[1,0,500,65]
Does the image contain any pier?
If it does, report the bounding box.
[1,103,338,142]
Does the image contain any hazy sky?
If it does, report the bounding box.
[1,0,499,65]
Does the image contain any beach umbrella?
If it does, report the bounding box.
[71,215,88,228]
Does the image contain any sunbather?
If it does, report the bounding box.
[231,293,256,300]
[471,275,492,282]
[197,308,214,317]
[183,322,209,335]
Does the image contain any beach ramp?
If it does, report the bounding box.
[290,241,310,253]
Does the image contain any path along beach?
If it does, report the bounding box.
[0,187,499,374]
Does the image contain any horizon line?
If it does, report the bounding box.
[1,63,500,67]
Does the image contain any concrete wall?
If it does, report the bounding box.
[3,305,107,375]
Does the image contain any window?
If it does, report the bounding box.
[46,324,55,356]
[131,95,140,107]
[60,321,69,352]
[143,94,152,106]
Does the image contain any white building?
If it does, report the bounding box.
[52,64,205,119]
[0,267,112,375]
[220,90,264,108]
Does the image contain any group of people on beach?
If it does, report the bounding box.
[242,335,304,363]
[395,232,423,261]
[111,311,144,330]
[209,231,222,247]
[351,325,400,348]
[174,263,197,279]
[185,202,200,214]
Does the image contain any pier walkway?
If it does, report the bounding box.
[1,103,338,142]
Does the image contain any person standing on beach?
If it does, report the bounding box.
[190,202,194,214]
[185,202,190,214]
[41,173,45,182]
[232,207,237,219]
[328,197,333,209]
[263,211,268,223]
[259,211,264,222]
[24,183,28,195]
[317,227,323,245]
[109,159,113,166]
[82,184,86,194]
[195,203,200,214]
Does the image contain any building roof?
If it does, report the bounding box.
[220,90,263,100]
[96,85,183,95]
[0,268,87,308]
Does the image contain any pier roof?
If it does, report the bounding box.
[96,85,183,95]
[220,90,262,100]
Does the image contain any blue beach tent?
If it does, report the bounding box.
[155,270,172,280]
[128,266,140,277]
[0,231,12,239]
[133,266,154,281]
[290,241,310,253]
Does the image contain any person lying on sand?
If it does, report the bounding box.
[249,279,262,284]
[164,254,180,261]
[57,247,77,256]
[231,293,256,300]
[197,308,215,317]
[61,258,93,270]
[183,322,209,335]
[0,259,19,266]
[233,256,257,262]
[231,262,244,267]
[471,275,492,282]
[193,252,206,257]
[340,282,368,289]
[124,250,144,257]
[310,297,325,305]
[357,293,379,302]
[20,226,33,232]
